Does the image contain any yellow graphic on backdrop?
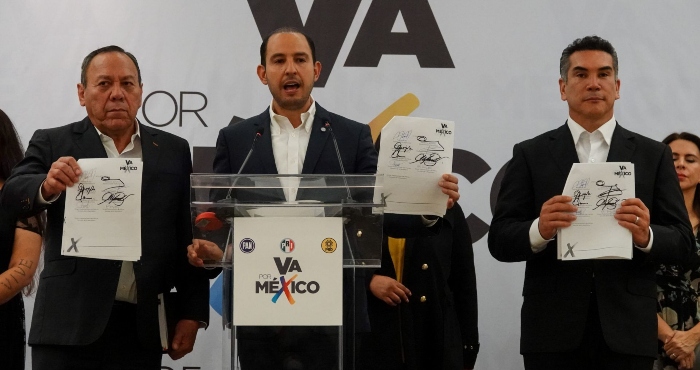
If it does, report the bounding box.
[368,93,420,142]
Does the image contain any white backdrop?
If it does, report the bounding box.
[2,1,700,369]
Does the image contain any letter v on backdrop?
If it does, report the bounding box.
[247,0,454,87]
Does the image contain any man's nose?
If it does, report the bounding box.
[283,60,298,75]
[586,76,601,90]
[110,84,125,100]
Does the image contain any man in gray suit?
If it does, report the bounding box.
[1,46,210,369]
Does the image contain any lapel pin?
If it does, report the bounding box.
[320,127,326,132]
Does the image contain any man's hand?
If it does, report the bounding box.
[538,195,577,240]
[614,198,651,247]
[187,239,223,267]
[369,274,411,306]
[439,173,459,209]
[664,330,699,369]
[168,319,200,360]
[41,156,81,199]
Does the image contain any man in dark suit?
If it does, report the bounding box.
[0,46,210,369]
[188,28,460,369]
[488,36,693,370]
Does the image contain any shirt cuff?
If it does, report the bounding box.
[420,215,439,227]
[37,180,60,204]
[633,227,654,253]
[529,218,552,253]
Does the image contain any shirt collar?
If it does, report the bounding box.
[92,119,141,158]
[268,97,316,134]
[94,119,141,143]
[567,116,616,145]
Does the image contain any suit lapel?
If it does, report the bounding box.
[302,104,331,174]
[253,111,278,174]
[139,123,161,180]
[606,123,636,162]
[72,117,108,159]
[548,123,579,176]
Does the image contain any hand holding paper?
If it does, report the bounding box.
[42,156,82,199]
[538,195,577,240]
[61,158,142,261]
[375,116,455,216]
[439,173,460,209]
[614,198,651,247]
[557,162,635,260]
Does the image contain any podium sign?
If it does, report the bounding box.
[190,174,384,369]
[232,217,343,326]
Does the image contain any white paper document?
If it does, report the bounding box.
[61,158,142,261]
[557,162,635,260]
[375,116,454,216]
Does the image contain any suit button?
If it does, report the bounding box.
[421,264,428,270]
[420,296,427,303]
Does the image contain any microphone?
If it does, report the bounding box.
[225,127,264,201]
[197,127,264,231]
[324,121,361,264]
[324,121,353,202]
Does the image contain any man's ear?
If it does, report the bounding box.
[77,83,86,107]
[558,78,567,101]
[313,61,322,82]
[257,65,268,85]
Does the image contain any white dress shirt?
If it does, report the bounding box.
[95,123,142,303]
[268,99,316,201]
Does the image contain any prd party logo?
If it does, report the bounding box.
[280,238,295,253]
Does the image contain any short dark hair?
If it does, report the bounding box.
[663,132,700,221]
[0,109,25,182]
[560,35,618,82]
[260,27,316,66]
[80,45,142,86]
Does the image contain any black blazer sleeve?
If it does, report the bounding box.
[447,205,480,368]
[488,143,538,262]
[1,128,58,216]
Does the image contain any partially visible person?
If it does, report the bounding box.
[0,46,209,369]
[357,136,478,370]
[655,132,700,370]
[360,202,479,370]
[0,108,44,370]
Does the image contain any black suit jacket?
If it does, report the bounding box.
[0,117,210,350]
[362,203,479,370]
[214,104,378,331]
[213,104,436,334]
[214,104,376,177]
[213,104,433,233]
[488,123,693,357]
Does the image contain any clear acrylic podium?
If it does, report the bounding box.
[190,174,384,370]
